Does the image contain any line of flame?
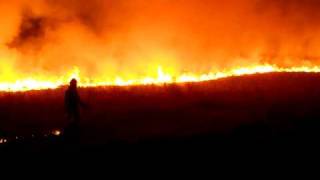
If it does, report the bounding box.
[1,64,320,92]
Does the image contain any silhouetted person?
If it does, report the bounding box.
[64,78,86,144]
[65,78,86,124]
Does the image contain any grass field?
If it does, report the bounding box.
[1,72,320,151]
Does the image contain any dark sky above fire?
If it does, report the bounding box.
[1,0,320,78]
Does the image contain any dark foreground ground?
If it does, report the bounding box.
[1,72,320,154]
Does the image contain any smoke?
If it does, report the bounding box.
[1,0,320,81]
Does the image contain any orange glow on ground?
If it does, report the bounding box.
[52,130,61,136]
[0,138,7,144]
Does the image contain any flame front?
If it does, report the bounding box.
[2,1,320,92]
[1,64,320,92]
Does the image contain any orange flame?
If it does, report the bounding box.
[1,64,320,92]
[1,1,320,92]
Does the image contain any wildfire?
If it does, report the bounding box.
[1,64,320,92]
[1,1,320,92]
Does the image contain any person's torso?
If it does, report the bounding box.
[65,89,80,109]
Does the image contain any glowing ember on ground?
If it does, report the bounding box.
[0,138,7,144]
[1,64,320,92]
[52,130,61,136]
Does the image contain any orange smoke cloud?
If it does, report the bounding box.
[1,0,320,90]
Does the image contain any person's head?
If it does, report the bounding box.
[70,78,78,89]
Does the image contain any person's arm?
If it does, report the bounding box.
[64,91,70,112]
[77,93,89,109]
[80,99,88,108]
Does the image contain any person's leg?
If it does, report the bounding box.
[71,109,81,144]
[73,108,80,124]
[64,110,79,143]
